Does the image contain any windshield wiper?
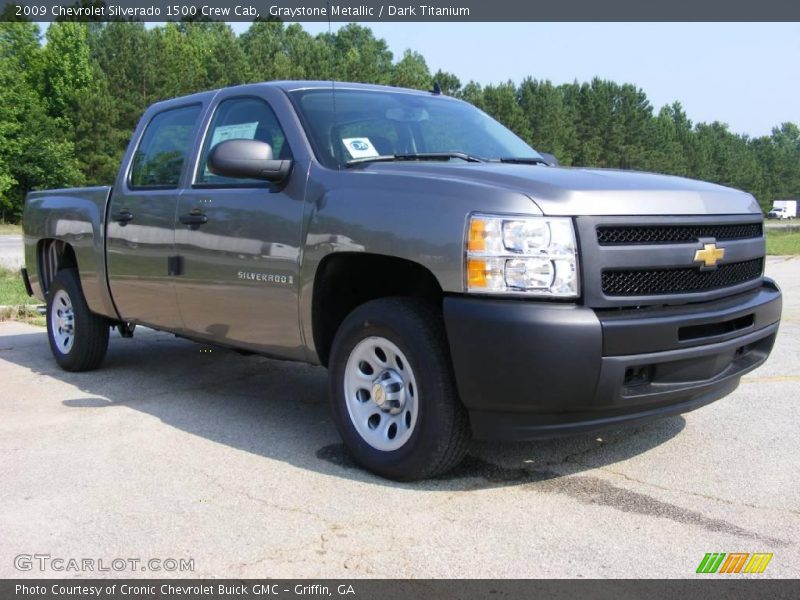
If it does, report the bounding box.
[494,157,548,165]
[345,152,485,167]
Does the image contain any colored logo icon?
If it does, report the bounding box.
[696,552,773,574]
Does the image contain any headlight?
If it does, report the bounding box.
[466,213,579,297]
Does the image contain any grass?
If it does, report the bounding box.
[766,230,800,255]
[0,223,44,326]
[0,268,38,306]
[0,305,45,327]
[0,268,44,326]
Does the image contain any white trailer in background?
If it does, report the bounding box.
[767,200,798,219]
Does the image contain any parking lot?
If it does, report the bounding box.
[0,256,798,578]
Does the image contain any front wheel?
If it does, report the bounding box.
[328,298,471,481]
[46,268,109,372]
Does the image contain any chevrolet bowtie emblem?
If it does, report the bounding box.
[694,243,726,268]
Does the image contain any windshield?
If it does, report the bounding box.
[289,88,543,169]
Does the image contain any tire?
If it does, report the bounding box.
[328,297,471,481]
[46,268,109,372]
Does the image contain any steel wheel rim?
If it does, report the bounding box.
[51,289,75,354]
[344,336,419,451]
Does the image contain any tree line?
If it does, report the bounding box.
[1,18,798,220]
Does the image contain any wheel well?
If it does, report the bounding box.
[312,253,443,366]
[38,239,77,295]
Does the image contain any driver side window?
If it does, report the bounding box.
[195,97,291,187]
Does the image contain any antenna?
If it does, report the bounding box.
[327,1,340,169]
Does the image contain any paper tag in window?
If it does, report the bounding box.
[342,137,379,159]
[204,122,259,177]
[210,122,259,147]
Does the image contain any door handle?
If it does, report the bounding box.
[111,210,134,225]
[179,212,208,228]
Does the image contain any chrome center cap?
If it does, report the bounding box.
[58,314,73,332]
[372,383,386,406]
[371,370,406,414]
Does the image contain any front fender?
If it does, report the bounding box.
[297,166,540,362]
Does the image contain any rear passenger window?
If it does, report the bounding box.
[130,105,202,189]
[195,97,291,187]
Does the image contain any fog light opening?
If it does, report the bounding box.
[624,365,652,387]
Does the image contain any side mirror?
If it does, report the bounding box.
[207,139,292,182]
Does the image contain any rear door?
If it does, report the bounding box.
[106,103,203,329]
[174,90,307,357]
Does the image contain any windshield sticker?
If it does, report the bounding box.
[343,137,379,159]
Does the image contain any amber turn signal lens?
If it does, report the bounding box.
[467,258,488,288]
[467,218,486,252]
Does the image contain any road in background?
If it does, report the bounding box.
[765,222,799,230]
[0,235,23,271]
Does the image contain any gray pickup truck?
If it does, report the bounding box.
[22,81,782,480]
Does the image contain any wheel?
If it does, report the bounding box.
[328,298,471,480]
[46,268,109,372]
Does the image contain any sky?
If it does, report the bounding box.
[229,21,799,138]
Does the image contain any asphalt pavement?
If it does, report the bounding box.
[0,257,798,578]
[0,235,23,271]
[765,221,799,231]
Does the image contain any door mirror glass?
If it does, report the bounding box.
[207,139,291,183]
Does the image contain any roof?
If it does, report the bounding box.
[269,81,437,96]
[149,80,445,111]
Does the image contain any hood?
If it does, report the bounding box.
[363,162,761,216]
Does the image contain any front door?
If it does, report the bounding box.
[106,104,203,329]
[174,95,306,357]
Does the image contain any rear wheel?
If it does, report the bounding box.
[328,298,471,481]
[46,268,109,372]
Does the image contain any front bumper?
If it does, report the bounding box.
[443,279,782,441]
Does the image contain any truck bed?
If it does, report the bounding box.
[23,186,116,318]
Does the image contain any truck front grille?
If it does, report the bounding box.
[597,223,762,246]
[602,258,764,296]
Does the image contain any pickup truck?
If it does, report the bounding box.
[22,81,782,480]
[767,199,797,219]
